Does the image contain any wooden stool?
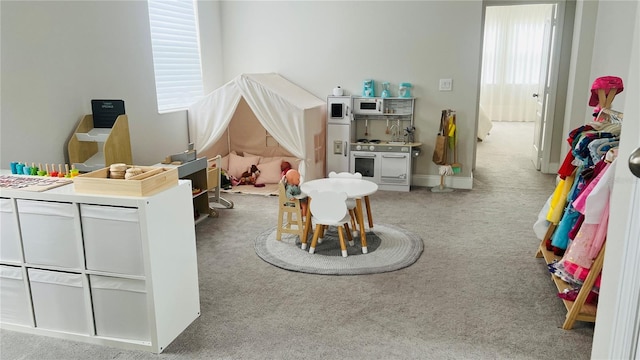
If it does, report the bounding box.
[276,181,305,247]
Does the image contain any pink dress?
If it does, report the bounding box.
[562,158,616,281]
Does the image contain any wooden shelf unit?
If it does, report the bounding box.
[535,224,604,329]
[154,157,213,224]
[68,114,132,172]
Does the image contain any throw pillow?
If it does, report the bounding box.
[242,151,262,161]
[228,153,260,179]
[256,159,284,185]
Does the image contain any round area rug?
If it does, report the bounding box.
[254,223,423,275]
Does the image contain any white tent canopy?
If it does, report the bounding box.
[187,73,326,181]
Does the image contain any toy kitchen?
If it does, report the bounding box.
[326,81,421,192]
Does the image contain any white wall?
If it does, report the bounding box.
[0,1,197,167]
[563,0,639,357]
[3,0,632,190]
[588,1,640,358]
[561,0,598,157]
[218,1,483,186]
[1,1,482,184]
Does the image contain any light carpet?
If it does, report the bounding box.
[254,223,423,275]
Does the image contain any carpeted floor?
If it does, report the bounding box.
[0,122,595,360]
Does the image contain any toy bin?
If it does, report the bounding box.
[0,265,32,326]
[81,204,144,276]
[90,275,150,342]
[0,198,22,262]
[28,269,90,335]
[17,200,82,268]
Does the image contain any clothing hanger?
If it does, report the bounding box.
[595,108,624,124]
[594,88,624,123]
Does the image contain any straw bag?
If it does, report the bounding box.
[432,110,448,165]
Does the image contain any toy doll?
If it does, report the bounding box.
[284,169,307,216]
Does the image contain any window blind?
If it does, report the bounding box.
[148,0,204,113]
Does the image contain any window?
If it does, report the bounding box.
[148,0,204,113]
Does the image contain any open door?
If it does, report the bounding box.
[531,6,555,170]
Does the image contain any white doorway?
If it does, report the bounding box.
[476,2,563,173]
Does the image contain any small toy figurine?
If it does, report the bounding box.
[239,164,260,185]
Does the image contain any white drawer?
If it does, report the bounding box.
[0,265,31,326]
[90,275,150,342]
[28,269,90,335]
[18,200,82,268]
[81,204,144,276]
[0,198,22,262]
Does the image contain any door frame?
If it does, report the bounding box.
[475,0,568,174]
[591,3,640,356]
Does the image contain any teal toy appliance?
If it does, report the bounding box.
[380,82,391,98]
[363,79,375,97]
[398,82,412,98]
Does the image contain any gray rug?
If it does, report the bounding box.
[254,223,423,275]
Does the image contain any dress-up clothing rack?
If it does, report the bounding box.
[534,105,623,329]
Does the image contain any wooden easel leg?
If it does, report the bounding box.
[535,223,557,258]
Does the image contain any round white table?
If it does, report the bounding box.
[300,178,378,250]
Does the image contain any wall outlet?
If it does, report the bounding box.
[439,78,453,91]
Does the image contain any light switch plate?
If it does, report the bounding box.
[439,78,453,91]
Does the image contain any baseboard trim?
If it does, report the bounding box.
[411,173,473,190]
[543,161,560,175]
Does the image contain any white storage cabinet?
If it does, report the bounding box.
[0,180,200,353]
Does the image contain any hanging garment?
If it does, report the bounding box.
[562,262,602,289]
[546,171,576,224]
[572,162,612,217]
[533,194,553,240]
[558,125,596,179]
[568,213,585,241]
[550,170,584,250]
[572,131,617,167]
[588,138,619,165]
[561,161,616,280]
[551,207,582,250]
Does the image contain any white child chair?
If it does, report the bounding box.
[307,190,353,257]
[327,171,374,243]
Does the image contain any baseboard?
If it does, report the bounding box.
[411,173,473,190]
[543,161,560,175]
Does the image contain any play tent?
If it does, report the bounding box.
[187,73,326,181]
